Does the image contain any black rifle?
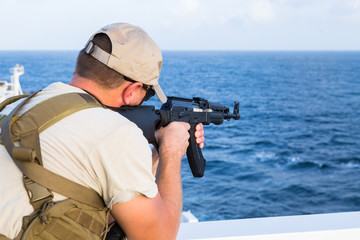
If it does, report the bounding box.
[114,96,240,178]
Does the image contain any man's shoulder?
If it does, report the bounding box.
[71,107,139,135]
[0,82,86,114]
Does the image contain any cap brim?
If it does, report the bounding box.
[153,84,167,103]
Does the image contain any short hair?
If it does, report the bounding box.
[74,33,126,89]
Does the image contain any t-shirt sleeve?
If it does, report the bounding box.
[89,121,158,209]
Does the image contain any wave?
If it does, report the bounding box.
[247,151,335,170]
[334,157,360,168]
[287,161,333,170]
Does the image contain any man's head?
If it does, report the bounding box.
[75,22,167,103]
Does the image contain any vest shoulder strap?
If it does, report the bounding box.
[0,94,28,112]
[0,95,28,134]
[1,92,106,210]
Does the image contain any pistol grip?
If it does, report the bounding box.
[186,124,206,177]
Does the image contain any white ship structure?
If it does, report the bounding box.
[0,64,24,102]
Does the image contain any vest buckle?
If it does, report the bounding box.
[24,176,53,204]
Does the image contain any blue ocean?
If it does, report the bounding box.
[1,51,360,221]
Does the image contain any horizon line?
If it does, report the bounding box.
[1,49,360,52]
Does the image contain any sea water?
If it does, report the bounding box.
[1,50,359,221]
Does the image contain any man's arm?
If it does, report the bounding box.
[110,122,191,240]
[151,146,159,176]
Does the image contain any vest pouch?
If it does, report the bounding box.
[19,199,109,240]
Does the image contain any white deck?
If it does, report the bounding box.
[177,211,360,240]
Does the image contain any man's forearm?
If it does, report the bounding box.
[155,146,183,239]
[151,146,160,176]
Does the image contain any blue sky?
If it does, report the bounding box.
[1,0,360,50]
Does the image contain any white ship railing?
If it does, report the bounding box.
[178,211,360,239]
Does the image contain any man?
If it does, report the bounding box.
[0,22,204,239]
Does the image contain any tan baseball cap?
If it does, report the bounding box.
[84,22,167,103]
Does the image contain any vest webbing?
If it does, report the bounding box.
[1,92,106,210]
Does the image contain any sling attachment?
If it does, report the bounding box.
[24,176,53,210]
[12,147,36,162]
[1,92,106,211]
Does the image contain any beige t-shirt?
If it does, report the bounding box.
[0,82,158,238]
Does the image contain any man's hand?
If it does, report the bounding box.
[195,123,205,149]
[151,123,205,175]
[156,121,190,160]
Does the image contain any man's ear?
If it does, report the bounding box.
[122,82,143,105]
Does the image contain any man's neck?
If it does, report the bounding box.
[69,74,125,107]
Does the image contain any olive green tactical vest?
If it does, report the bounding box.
[0,92,111,240]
